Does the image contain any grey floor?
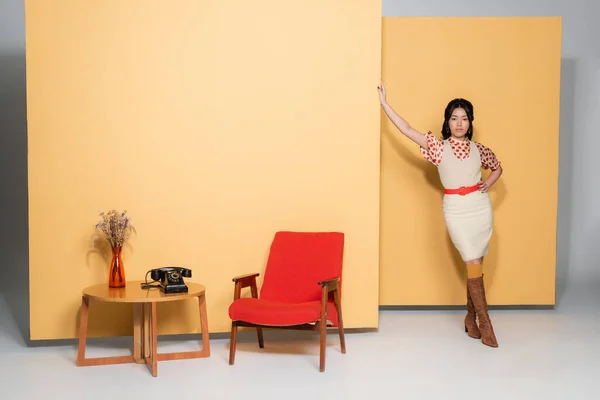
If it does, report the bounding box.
[1,282,599,400]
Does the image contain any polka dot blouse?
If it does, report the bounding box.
[420,131,501,170]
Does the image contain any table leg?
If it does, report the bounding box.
[199,293,211,357]
[133,303,144,364]
[144,302,158,377]
[143,303,150,362]
[76,292,209,375]
[76,296,135,367]
[76,296,89,366]
[156,294,211,361]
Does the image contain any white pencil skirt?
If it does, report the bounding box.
[442,191,493,262]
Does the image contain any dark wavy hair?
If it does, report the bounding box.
[441,98,474,140]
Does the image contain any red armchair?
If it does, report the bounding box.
[228,231,346,372]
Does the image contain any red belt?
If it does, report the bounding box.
[444,184,479,196]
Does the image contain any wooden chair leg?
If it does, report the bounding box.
[319,288,328,372]
[229,321,238,365]
[334,289,346,354]
[319,321,327,372]
[256,327,264,348]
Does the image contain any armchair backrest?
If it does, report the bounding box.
[259,231,345,303]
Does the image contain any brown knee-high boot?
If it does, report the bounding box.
[467,275,498,347]
[464,287,481,339]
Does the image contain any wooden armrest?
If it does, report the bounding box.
[318,277,340,293]
[232,273,260,283]
[318,277,340,286]
[232,273,260,301]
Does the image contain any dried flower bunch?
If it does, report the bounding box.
[95,209,136,248]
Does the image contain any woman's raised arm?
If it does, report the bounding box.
[378,81,429,150]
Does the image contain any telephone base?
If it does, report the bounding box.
[159,284,189,294]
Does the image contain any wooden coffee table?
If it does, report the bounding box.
[76,280,210,377]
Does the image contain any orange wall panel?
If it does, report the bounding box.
[379,17,561,306]
[26,1,382,340]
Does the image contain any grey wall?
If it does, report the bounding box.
[0,0,29,342]
[383,0,600,300]
[0,0,597,343]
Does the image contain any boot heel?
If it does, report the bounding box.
[464,325,468,333]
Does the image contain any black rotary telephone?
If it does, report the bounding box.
[144,266,192,294]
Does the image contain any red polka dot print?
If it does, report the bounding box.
[419,132,501,170]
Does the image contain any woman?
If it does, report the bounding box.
[378,82,502,348]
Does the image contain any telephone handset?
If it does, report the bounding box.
[144,266,192,294]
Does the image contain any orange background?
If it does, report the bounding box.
[25,0,383,340]
[25,5,562,341]
[379,17,562,306]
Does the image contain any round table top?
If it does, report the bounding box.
[82,280,205,303]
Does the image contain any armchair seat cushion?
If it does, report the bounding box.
[229,297,338,327]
